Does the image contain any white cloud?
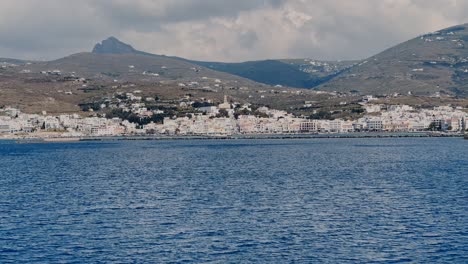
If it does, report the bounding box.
[0,0,467,61]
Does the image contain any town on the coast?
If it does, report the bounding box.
[1,91,467,139]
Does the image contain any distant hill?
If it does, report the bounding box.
[25,52,254,84]
[89,27,468,95]
[188,59,356,88]
[0,58,29,65]
[91,37,356,89]
[4,22,468,116]
[1,37,258,86]
[0,37,269,113]
[3,31,468,115]
[188,60,312,88]
[319,23,468,96]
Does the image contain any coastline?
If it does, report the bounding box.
[3,132,465,143]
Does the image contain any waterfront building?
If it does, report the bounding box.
[366,119,384,131]
[300,120,320,133]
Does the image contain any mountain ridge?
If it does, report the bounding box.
[318,23,468,96]
[87,23,468,96]
[3,23,468,97]
[89,36,354,89]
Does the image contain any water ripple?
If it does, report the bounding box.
[0,138,467,263]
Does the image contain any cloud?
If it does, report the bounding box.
[0,0,467,61]
[92,0,285,27]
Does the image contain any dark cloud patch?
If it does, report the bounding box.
[92,0,286,30]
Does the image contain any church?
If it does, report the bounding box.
[218,95,231,110]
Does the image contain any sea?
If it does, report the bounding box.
[0,138,467,263]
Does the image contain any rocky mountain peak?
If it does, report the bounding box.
[92,37,137,54]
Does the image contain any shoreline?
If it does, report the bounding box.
[3,132,465,143]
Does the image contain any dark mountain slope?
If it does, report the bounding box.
[189,60,312,87]
[188,59,357,89]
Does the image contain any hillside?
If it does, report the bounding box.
[92,37,356,89]
[0,56,337,115]
[319,23,468,96]
[187,60,311,88]
[21,52,258,84]
[1,37,331,114]
[189,59,356,89]
[0,37,274,113]
[3,26,468,116]
[280,59,357,86]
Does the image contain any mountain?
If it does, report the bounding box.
[7,37,261,85]
[2,37,326,114]
[92,36,156,57]
[187,60,312,88]
[319,23,468,96]
[25,52,253,83]
[91,37,355,89]
[93,36,189,62]
[90,25,468,95]
[0,37,273,113]
[3,23,468,115]
[188,59,356,88]
[93,36,138,54]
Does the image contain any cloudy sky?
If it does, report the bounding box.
[1,0,467,62]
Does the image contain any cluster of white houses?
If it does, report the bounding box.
[0,108,133,137]
[149,104,466,135]
[1,101,467,138]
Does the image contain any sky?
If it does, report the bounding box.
[1,0,468,62]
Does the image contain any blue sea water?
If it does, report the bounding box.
[0,138,467,263]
